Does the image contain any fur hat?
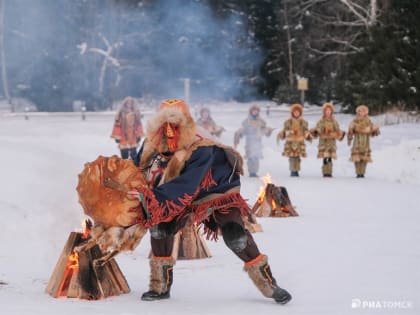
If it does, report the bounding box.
[199,107,210,116]
[119,96,137,112]
[322,102,334,115]
[356,105,369,116]
[290,103,303,116]
[146,99,196,153]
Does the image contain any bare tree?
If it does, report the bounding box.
[301,0,381,56]
[340,0,378,28]
[78,33,121,95]
[0,0,11,110]
[282,1,294,88]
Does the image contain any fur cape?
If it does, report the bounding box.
[135,103,247,232]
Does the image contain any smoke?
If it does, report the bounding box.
[3,0,263,110]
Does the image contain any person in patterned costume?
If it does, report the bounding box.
[128,99,291,304]
[347,105,380,178]
[310,103,345,177]
[277,103,312,177]
[111,96,144,160]
[196,107,225,138]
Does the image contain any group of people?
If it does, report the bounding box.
[111,97,380,179]
[234,102,380,178]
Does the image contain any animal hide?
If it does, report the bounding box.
[77,155,146,227]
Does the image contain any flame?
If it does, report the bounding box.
[81,219,91,239]
[256,174,272,203]
[75,219,92,239]
[67,252,79,270]
[57,251,79,297]
[271,199,277,209]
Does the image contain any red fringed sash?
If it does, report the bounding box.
[191,192,250,240]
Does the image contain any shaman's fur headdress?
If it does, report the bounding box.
[146,99,197,153]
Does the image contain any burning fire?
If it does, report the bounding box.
[75,219,92,239]
[81,219,92,239]
[57,251,79,297]
[56,220,92,297]
[67,252,79,270]
[256,174,272,204]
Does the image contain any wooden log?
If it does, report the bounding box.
[172,222,212,260]
[253,184,298,218]
[46,232,130,299]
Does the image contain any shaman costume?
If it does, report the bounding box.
[277,103,312,177]
[196,107,225,138]
[347,105,380,178]
[111,97,144,160]
[311,103,345,177]
[234,105,273,177]
[133,99,291,304]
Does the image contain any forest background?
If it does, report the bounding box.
[0,0,418,113]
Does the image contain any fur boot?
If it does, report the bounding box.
[355,161,365,177]
[141,256,174,301]
[244,254,292,304]
[322,158,333,177]
[360,161,367,176]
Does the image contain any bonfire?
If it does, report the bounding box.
[251,174,298,217]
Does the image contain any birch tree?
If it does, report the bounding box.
[78,33,121,96]
[301,0,382,56]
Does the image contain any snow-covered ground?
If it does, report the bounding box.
[0,102,419,315]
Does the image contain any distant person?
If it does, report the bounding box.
[310,103,345,177]
[111,96,144,160]
[234,105,273,177]
[196,107,225,138]
[277,103,312,177]
[347,105,380,178]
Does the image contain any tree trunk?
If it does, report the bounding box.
[0,0,11,111]
[282,2,294,90]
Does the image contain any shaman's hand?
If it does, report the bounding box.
[127,190,140,199]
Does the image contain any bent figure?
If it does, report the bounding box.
[129,99,292,304]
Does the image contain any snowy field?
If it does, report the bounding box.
[0,102,419,315]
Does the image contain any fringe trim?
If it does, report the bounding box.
[135,185,200,228]
[193,192,250,241]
